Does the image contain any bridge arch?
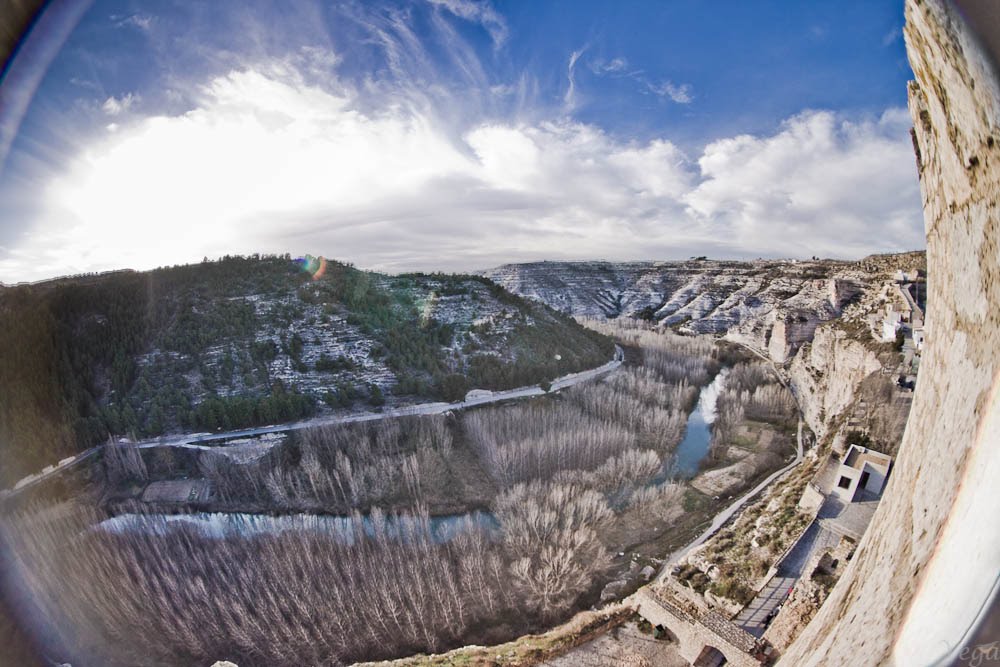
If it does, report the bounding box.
[693,644,728,666]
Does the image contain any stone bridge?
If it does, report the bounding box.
[634,588,769,667]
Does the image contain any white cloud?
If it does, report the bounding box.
[0,61,924,282]
[563,47,586,112]
[649,81,692,104]
[489,83,516,97]
[69,77,101,92]
[604,57,627,72]
[113,14,153,31]
[101,93,137,115]
[426,0,508,48]
[590,61,692,104]
[590,57,628,75]
[684,109,922,257]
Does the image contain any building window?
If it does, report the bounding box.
[838,476,852,489]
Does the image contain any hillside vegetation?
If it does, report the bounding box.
[0,255,612,485]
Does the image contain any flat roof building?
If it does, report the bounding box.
[832,444,893,503]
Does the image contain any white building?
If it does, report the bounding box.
[882,309,904,342]
[913,327,926,351]
[833,445,893,502]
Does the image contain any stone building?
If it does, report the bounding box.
[831,445,892,503]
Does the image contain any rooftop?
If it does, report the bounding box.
[822,500,880,540]
[844,445,892,471]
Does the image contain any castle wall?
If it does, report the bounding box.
[780,2,1000,664]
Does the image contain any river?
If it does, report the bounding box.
[99,510,498,544]
[100,368,729,541]
[667,367,729,479]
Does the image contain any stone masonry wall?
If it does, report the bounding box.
[633,589,762,667]
[780,1,1000,665]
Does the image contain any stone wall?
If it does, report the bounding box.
[633,589,763,667]
[780,1,1000,665]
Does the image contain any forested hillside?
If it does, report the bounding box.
[0,255,613,484]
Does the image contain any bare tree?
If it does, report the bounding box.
[495,481,611,617]
[103,438,148,484]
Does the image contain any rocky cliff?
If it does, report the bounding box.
[782,2,1000,664]
[787,325,886,445]
[483,252,923,466]
[482,254,922,366]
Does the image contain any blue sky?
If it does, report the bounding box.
[0,0,922,282]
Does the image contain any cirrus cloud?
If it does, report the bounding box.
[426,0,508,49]
[101,93,138,115]
[648,80,693,104]
[0,55,923,283]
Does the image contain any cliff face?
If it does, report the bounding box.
[788,326,885,445]
[781,2,1000,664]
[484,255,920,456]
[482,257,919,364]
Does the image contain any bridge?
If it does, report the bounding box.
[634,588,771,667]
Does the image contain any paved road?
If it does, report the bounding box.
[3,346,624,497]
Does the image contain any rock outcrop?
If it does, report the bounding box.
[482,256,919,365]
[781,2,1000,664]
[788,326,885,444]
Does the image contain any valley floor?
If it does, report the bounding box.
[4,323,804,667]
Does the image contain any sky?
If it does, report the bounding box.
[0,0,922,283]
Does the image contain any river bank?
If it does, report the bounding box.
[98,366,732,541]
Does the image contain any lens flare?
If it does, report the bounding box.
[295,255,327,280]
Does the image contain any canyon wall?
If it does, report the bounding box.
[787,326,885,445]
[482,258,917,364]
[781,1,1000,664]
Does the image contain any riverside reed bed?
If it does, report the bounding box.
[7,321,739,666]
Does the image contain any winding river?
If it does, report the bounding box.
[100,369,729,541]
